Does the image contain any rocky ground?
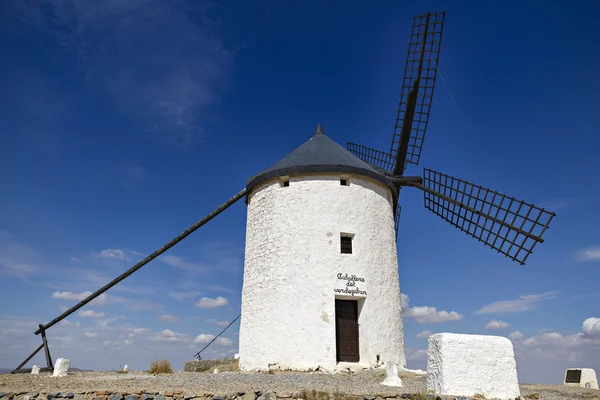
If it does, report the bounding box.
[0,370,599,400]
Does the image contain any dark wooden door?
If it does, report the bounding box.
[335,299,359,362]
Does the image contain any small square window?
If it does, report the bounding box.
[340,235,353,254]
[283,181,289,187]
[340,179,347,186]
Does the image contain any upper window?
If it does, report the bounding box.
[340,235,353,254]
[340,175,350,186]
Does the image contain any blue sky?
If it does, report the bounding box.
[1,0,599,385]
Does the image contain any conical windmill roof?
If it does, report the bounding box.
[246,124,396,194]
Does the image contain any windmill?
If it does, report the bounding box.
[348,11,555,265]
[11,11,555,374]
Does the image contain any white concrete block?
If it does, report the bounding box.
[31,365,40,374]
[564,368,599,389]
[381,361,403,387]
[52,357,71,377]
[123,364,129,372]
[427,333,520,400]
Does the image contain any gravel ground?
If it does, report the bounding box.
[1,370,599,400]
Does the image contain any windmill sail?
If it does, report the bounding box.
[391,11,445,174]
[346,142,395,174]
[411,168,556,265]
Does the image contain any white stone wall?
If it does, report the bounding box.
[427,333,520,400]
[239,173,405,372]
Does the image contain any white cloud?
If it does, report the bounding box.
[505,318,600,384]
[573,245,600,262]
[195,296,228,309]
[205,318,230,326]
[582,317,600,339]
[416,330,433,339]
[508,331,525,341]
[158,314,181,322]
[94,248,130,261]
[51,291,108,306]
[194,334,215,344]
[130,328,152,335]
[405,348,428,363]
[192,334,232,347]
[475,291,558,314]
[78,310,105,318]
[484,319,511,330]
[401,294,463,323]
[169,290,201,301]
[217,337,233,346]
[70,257,83,262]
[60,320,81,328]
[83,332,100,338]
[59,306,69,312]
[149,329,188,343]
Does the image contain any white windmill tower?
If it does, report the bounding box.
[238,123,406,372]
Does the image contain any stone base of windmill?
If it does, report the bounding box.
[427,333,520,400]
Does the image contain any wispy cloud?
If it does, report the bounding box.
[158,314,181,323]
[162,255,205,273]
[401,294,463,323]
[572,245,600,262]
[475,291,558,314]
[70,257,83,263]
[92,249,130,261]
[13,0,236,149]
[0,231,40,279]
[416,330,433,339]
[59,320,81,328]
[205,319,230,326]
[51,291,108,306]
[484,319,511,330]
[169,290,202,301]
[195,296,229,309]
[78,310,106,318]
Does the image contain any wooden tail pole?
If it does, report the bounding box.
[12,188,247,373]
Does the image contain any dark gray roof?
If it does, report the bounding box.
[246,124,396,195]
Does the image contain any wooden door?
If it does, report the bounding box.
[335,299,359,362]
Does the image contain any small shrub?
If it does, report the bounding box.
[148,359,174,374]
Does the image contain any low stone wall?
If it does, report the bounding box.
[183,359,237,373]
[0,391,434,400]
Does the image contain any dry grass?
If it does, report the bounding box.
[148,359,174,374]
